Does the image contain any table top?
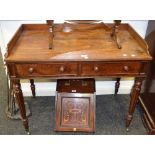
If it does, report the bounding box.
[5,23,152,62]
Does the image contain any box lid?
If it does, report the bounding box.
[56,79,95,93]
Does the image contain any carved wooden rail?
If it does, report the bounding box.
[46,20,122,49]
[47,20,54,49]
[111,20,122,49]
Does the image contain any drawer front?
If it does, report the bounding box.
[55,93,95,132]
[81,62,142,76]
[15,63,78,77]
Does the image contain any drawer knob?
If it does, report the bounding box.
[28,67,34,74]
[123,66,129,71]
[94,66,99,72]
[59,66,65,72]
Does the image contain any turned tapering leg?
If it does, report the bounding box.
[30,79,36,98]
[12,79,30,134]
[115,78,120,95]
[126,77,143,129]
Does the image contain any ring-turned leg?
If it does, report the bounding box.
[30,79,36,98]
[126,77,143,129]
[12,79,30,134]
[115,78,120,95]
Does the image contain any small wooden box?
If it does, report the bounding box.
[55,79,96,132]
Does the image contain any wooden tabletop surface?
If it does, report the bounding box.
[5,23,152,62]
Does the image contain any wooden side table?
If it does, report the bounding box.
[4,21,152,134]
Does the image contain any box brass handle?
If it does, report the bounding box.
[123,66,129,71]
[94,66,99,72]
[28,67,34,74]
[59,66,65,72]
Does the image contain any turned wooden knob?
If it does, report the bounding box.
[59,66,65,72]
[28,67,34,74]
[123,66,129,71]
[94,66,99,72]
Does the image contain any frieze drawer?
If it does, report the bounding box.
[80,62,142,76]
[15,63,78,77]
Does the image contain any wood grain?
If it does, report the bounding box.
[5,23,152,62]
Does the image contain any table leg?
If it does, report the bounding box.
[126,77,143,128]
[30,79,36,98]
[12,79,30,134]
[115,78,120,95]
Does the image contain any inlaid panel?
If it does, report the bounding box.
[55,93,95,132]
[61,97,89,127]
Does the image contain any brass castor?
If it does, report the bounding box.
[126,128,129,132]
